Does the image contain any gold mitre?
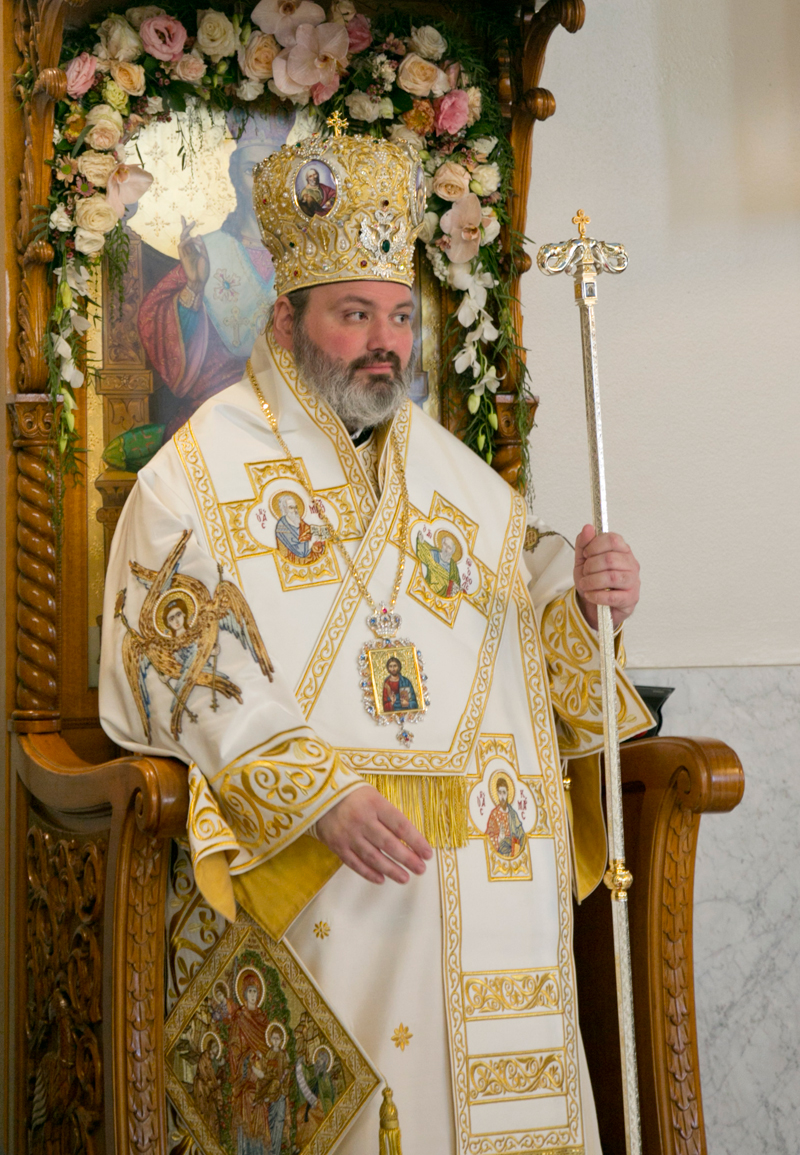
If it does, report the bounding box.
[253,126,426,296]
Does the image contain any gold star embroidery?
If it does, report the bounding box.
[314,921,330,939]
[391,1023,413,1051]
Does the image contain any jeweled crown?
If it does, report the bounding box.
[253,130,426,296]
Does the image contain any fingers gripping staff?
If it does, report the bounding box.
[115,529,274,743]
[539,212,642,1155]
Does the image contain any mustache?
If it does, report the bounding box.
[348,350,403,374]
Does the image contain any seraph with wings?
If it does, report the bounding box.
[115,530,274,743]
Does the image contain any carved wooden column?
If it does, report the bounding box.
[8,397,60,731]
[492,0,586,488]
[10,1,85,732]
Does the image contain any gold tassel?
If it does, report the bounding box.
[379,1086,403,1155]
[360,774,468,848]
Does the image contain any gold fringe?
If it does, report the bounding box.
[379,1086,403,1155]
[360,773,468,848]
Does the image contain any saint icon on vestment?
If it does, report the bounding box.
[272,490,330,565]
[115,530,273,741]
[414,526,462,598]
[486,772,527,860]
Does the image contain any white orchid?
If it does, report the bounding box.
[454,342,480,378]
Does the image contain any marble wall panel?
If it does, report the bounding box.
[630,666,800,1155]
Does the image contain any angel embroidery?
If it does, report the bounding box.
[115,529,273,742]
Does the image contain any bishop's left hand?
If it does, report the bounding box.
[574,525,640,631]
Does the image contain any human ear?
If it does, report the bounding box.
[272,296,295,351]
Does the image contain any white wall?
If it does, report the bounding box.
[522,0,800,667]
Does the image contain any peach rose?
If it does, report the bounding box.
[172,50,207,85]
[64,52,98,98]
[431,160,470,202]
[402,98,435,136]
[237,30,280,81]
[84,104,124,151]
[396,52,440,98]
[77,150,119,188]
[110,60,146,96]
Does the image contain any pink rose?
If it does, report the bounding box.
[139,15,187,61]
[434,89,469,136]
[347,14,372,53]
[65,52,98,98]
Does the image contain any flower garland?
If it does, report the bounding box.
[22,2,532,482]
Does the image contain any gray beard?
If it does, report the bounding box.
[292,321,415,431]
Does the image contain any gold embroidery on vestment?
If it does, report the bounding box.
[173,421,236,577]
[467,1050,566,1103]
[391,1024,413,1051]
[462,969,562,1020]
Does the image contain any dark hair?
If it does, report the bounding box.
[287,286,313,325]
[387,656,402,670]
[496,776,509,792]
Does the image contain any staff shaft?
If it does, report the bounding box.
[537,216,641,1155]
[579,299,641,1155]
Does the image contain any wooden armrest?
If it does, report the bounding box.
[621,734,745,814]
[13,732,190,839]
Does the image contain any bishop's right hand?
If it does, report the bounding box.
[315,786,432,885]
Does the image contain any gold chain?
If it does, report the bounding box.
[246,359,409,617]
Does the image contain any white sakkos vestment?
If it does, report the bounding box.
[100,332,651,1154]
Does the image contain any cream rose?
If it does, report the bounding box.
[418,210,439,243]
[75,193,121,234]
[345,90,383,123]
[49,204,74,232]
[77,150,119,188]
[407,24,447,61]
[466,86,482,127]
[74,227,106,255]
[125,5,166,29]
[95,15,143,62]
[238,30,280,81]
[235,78,265,100]
[109,60,146,96]
[84,105,124,151]
[387,123,425,151]
[470,162,501,197]
[172,50,207,85]
[431,160,470,202]
[196,9,237,62]
[396,52,440,98]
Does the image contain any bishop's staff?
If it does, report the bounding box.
[537,212,641,1155]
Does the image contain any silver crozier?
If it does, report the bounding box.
[537,212,641,1155]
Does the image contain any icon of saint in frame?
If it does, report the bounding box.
[295,160,337,218]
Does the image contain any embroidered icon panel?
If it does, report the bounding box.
[467,735,553,882]
[164,914,379,1155]
[394,491,495,627]
[219,457,363,591]
[116,529,273,743]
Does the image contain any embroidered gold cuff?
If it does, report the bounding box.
[186,727,363,921]
[541,587,653,758]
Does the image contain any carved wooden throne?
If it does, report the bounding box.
[2,3,744,1153]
